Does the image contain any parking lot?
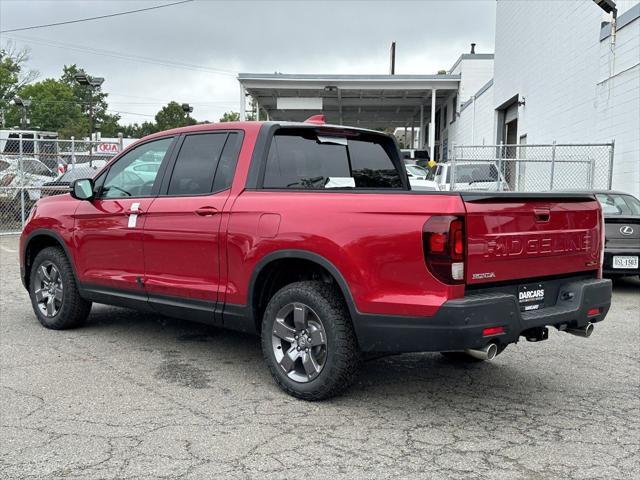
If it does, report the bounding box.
[0,234,638,480]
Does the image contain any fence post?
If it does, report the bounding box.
[19,133,25,226]
[71,136,76,170]
[589,158,596,189]
[118,132,124,153]
[498,142,504,191]
[608,140,615,189]
[550,140,557,190]
[450,143,456,191]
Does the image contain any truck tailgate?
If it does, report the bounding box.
[463,193,602,285]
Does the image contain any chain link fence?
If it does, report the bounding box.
[449,142,614,192]
[0,133,122,234]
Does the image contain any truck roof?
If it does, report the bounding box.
[137,120,390,147]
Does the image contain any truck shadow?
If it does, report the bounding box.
[84,304,584,410]
[610,275,639,293]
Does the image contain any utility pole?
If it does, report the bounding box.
[13,97,31,128]
[74,73,104,158]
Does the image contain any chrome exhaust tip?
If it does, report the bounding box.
[566,322,594,338]
[465,343,498,361]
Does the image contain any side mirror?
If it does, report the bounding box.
[70,178,95,201]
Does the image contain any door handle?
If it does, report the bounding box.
[534,208,550,222]
[125,202,143,216]
[195,206,218,216]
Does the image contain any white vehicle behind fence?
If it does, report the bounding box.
[429,161,510,191]
[0,157,56,218]
[405,164,437,191]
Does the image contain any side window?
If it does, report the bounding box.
[100,137,173,198]
[263,129,402,190]
[434,165,443,183]
[167,133,226,196]
[212,132,242,192]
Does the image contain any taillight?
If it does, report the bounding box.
[423,215,465,284]
[1,174,15,186]
[598,204,605,279]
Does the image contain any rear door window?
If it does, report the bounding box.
[167,133,227,196]
[263,129,403,189]
[212,132,243,192]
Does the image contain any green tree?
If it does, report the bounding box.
[120,121,159,138]
[0,42,38,127]
[219,111,240,122]
[99,112,122,137]
[155,101,196,131]
[61,64,110,137]
[9,79,87,137]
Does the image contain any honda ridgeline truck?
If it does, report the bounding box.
[20,118,612,400]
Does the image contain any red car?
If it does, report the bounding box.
[20,118,612,400]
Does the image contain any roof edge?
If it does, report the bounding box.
[448,53,494,74]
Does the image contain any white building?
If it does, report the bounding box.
[448,0,640,196]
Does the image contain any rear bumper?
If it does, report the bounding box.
[355,278,612,353]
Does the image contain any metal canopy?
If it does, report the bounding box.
[238,73,460,129]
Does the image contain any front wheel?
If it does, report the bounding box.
[261,281,361,400]
[29,247,92,329]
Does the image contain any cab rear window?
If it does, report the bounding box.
[263,129,403,190]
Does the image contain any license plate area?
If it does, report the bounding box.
[518,283,545,312]
[612,255,638,269]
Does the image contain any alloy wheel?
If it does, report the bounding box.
[34,261,64,317]
[271,302,328,383]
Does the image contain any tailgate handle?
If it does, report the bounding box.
[534,208,550,222]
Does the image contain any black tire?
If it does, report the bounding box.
[261,281,361,401]
[29,246,92,329]
[440,345,507,363]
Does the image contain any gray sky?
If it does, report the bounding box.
[0,0,496,125]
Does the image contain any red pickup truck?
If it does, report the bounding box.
[20,119,612,400]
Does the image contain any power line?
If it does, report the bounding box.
[0,1,194,34]
[6,34,237,76]
[107,110,156,118]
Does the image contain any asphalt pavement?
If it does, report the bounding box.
[1,234,639,479]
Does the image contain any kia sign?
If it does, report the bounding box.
[96,143,120,154]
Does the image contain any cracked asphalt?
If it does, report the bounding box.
[1,234,639,479]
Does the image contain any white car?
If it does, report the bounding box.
[0,157,57,218]
[432,161,510,191]
[405,164,438,191]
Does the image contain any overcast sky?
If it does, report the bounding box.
[0,0,496,125]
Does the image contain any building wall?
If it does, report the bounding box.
[450,56,494,104]
[493,0,604,143]
[596,9,640,196]
[451,80,495,146]
[448,0,639,196]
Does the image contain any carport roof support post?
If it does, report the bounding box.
[419,105,424,149]
[240,85,246,121]
[429,88,437,161]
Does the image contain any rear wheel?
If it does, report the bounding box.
[261,281,361,400]
[29,247,92,329]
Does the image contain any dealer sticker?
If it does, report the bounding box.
[518,283,545,312]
